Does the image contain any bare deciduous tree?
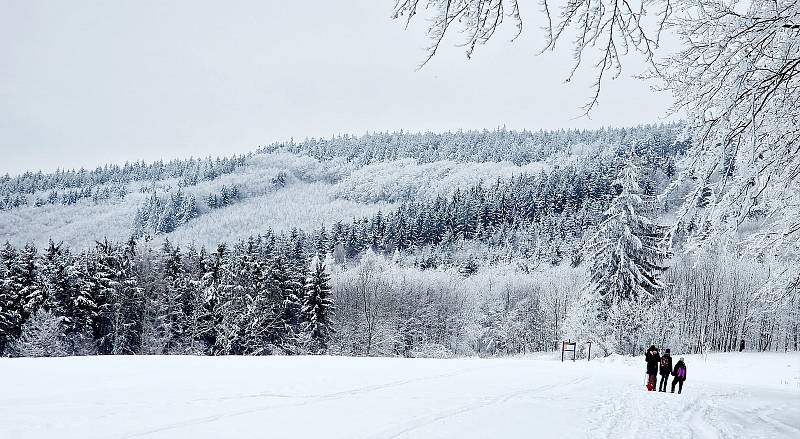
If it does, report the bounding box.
[393,0,671,111]
[663,2,800,263]
[393,0,800,282]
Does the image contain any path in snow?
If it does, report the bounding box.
[0,352,798,439]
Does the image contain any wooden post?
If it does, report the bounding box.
[587,340,592,361]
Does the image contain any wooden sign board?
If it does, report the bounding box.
[561,339,577,362]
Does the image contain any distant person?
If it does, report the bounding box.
[739,339,745,352]
[658,348,673,392]
[645,345,660,391]
[671,358,687,394]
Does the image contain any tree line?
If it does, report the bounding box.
[2,229,796,359]
[0,155,248,202]
[0,233,333,357]
[260,124,684,166]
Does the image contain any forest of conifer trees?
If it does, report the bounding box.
[1,126,797,359]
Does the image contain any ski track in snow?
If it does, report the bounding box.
[363,376,589,439]
[1,353,798,439]
[120,364,493,439]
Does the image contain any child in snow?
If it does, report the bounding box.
[645,345,660,391]
[671,358,687,394]
[658,348,673,392]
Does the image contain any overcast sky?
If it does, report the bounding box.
[0,1,676,174]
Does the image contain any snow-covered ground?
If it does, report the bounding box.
[1,352,798,439]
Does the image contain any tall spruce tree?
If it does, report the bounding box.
[0,243,24,354]
[92,239,135,354]
[301,258,334,354]
[114,238,144,354]
[156,240,189,354]
[268,256,289,335]
[587,151,670,308]
[216,243,249,355]
[182,244,207,354]
[70,252,100,354]
[40,241,84,351]
[41,241,65,314]
[18,243,44,318]
[198,245,225,354]
[238,238,273,355]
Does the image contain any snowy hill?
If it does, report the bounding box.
[3,124,796,363]
[0,125,682,250]
[2,352,798,439]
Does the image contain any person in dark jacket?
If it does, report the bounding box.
[658,348,673,392]
[645,345,660,391]
[671,358,687,394]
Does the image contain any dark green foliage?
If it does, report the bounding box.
[302,259,334,353]
[0,231,335,356]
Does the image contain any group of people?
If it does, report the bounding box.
[645,345,687,393]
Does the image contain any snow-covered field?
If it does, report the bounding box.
[1,353,798,439]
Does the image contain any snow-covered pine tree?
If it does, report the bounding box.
[237,238,274,355]
[177,194,198,225]
[132,192,161,237]
[315,225,329,257]
[285,233,308,342]
[207,193,218,209]
[0,243,24,354]
[215,243,250,355]
[301,257,334,354]
[39,241,85,350]
[91,239,124,354]
[41,241,66,314]
[220,186,231,206]
[266,256,296,350]
[155,240,190,354]
[82,240,141,355]
[182,244,207,354]
[0,242,44,354]
[587,151,670,308]
[114,238,144,354]
[17,243,44,320]
[69,252,100,354]
[156,201,177,234]
[195,247,222,354]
